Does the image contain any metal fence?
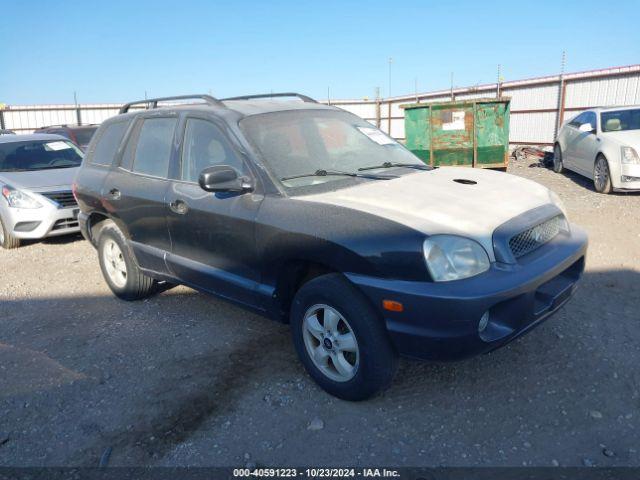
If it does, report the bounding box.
[2,64,639,146]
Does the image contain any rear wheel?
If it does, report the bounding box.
[594,155,612,194]
[97,224,156,300]
[553,144,564,173]
[0,216,21,249]
[290,273,398,401]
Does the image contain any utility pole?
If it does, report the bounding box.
[497,64,502,98]
[375,87,381,128]
[450,72,454,101]
[388,57,393,98]
[414,77,418,103]
[555,50,567,140]
[327,86,331,105]
[73,91,82,126]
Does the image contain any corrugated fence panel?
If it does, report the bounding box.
[503,83,559,111]
[389,118,405,139]
[81,107,120,125]
[510,111,558,144]
[332,103,377,120]
[565,74,640,108]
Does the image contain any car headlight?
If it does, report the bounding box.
[621,146,640,164]
[1,185,42,209]
[423,235,490,282]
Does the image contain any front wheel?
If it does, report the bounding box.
[0,215,21,249]
[290,274,398,401]
[97,224,157,300]
[553,144,564,173]
[594,155,612,194]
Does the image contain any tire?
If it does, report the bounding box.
[0,215,21,249]
[290,273,398,401]
[594,155,612,194]
[553,144,564,173]
[97,223,156,300]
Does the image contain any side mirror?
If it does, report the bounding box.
[198,165,253,193]
[579,123,595,134]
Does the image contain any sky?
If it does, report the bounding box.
[1,0,639,105]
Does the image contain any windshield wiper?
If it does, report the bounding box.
[358,162,432,172]
[281,169,395,181]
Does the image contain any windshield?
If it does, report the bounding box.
[601,108,640,132]
[240,110,425,188]
[73,127,98,145]
[0,140,83,172]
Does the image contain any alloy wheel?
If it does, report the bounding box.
[102,238,128,288]
[302,304,360,382]
[594,158,609,192]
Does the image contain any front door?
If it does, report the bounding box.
[165,116,264,307]
[573,111,600,176]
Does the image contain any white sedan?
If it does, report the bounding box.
[553,106,640,193]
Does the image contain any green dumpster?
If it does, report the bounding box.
[402,98,510,169]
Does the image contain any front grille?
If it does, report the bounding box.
[509,215,565,259]
[52,218,79,231]
[41,190,77,208]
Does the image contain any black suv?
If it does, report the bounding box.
[76,93,587,400]
[35,124,98,151]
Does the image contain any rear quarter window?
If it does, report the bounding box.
[89,120,130,166]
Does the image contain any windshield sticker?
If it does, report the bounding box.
[357,127,397,146]
[45,141,72,151]
[441,110,466,131]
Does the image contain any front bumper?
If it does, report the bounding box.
[614,163,640,191]
[347,225,588,361]
[2,203,80,239]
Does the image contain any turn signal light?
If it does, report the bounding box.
[382,300,404,312]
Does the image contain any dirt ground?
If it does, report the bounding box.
[1,157,638,468]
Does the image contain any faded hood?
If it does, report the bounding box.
[297,167,555,261]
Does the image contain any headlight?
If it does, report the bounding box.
[423,235,490,282]
[621,147,640,164]
[548,190,568,218]
[1,185,42,209]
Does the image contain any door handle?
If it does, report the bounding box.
[108,188,121,200]
[169,199,189,215]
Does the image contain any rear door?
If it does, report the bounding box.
[102,114,178,274]
[562,113,587,169]
[165,115,264,307]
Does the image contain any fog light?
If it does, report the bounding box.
[478,311,490,333]
[621,175,640,182]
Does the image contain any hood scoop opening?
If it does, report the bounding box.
[453,178,477,185]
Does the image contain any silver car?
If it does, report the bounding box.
[0,134,83,249]
[553,106,640,193]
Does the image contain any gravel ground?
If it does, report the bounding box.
[0,157,638,468]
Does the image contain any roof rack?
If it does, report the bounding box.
[119,94,224,114]
[221,92,317,103]
[37,124,98,128]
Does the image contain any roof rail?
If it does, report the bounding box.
[221,92,317,103]
[119,94,224,114]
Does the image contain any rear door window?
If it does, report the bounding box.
[91,121,130,166]
[131,117,177,178]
